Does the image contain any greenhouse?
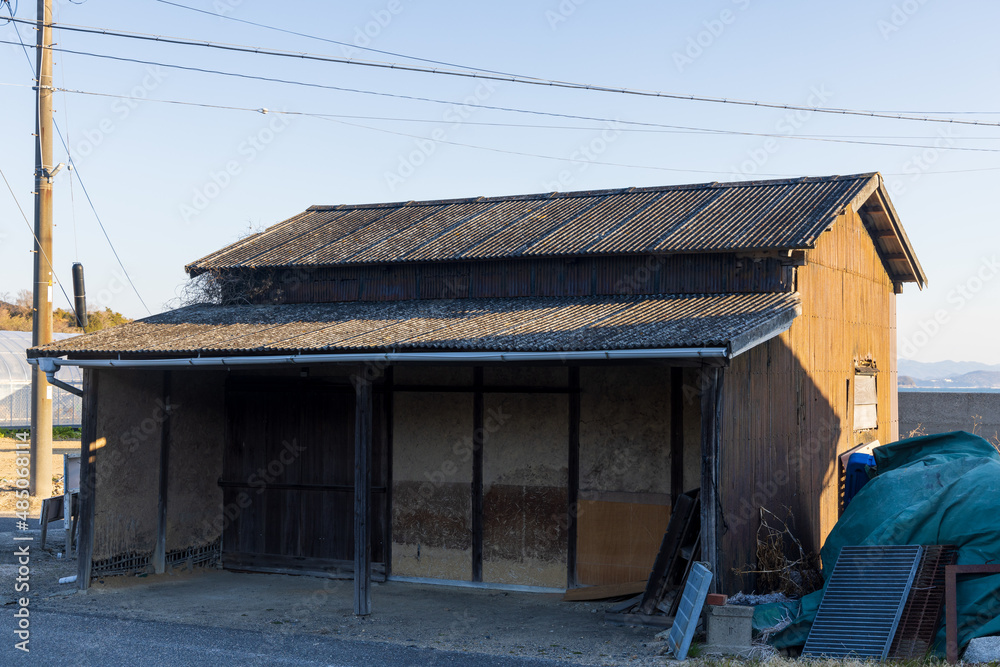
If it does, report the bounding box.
[0,330,82,429]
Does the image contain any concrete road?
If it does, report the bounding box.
[1,609,565,666]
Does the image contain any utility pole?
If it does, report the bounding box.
[29,0,54,499]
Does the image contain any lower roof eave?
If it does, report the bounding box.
[31,346,733,371]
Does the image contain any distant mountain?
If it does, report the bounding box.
[898,370,1000,389]
[897,359,1000,380]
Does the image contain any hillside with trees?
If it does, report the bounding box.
[0,289,131,333]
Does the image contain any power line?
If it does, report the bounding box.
[0,164,79,319]
[51,123,153,315]
[153,1,1000,119]
[5,73,1000,141]
[44,85,1000,177]
[10,15,1000,128]
[11,41,1000,156]
[38,78,1000,158]
[150,0,522,78]
[4,3,151,316]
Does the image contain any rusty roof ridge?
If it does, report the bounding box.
[299,175,878,213]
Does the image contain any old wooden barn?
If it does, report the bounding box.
[30,172,925,610]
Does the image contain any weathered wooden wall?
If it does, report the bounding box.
[718,206,898,591]
[222,254,794,304]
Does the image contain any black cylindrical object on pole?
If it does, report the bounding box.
[72,262,88,328]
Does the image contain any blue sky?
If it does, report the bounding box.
[1,0,998,363]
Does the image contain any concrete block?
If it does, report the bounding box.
[703,604,754,655]
[963,636,1000,663]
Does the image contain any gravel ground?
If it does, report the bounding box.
[23,568,674,666]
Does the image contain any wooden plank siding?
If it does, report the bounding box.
[718,206,898,592]
[218,254,795,305]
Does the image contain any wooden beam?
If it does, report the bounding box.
[354,371,373,616]
[884,253,908,261]
[77,368,98,591]
[152,371,172,574]
[699,366,724,592]
[383,366,393,579]
[945,564,1000,663]
[393,384,578,394]
[670,368,684,507]
[472,367,484,582]
[567,367,580,588]
[562,580,646,602]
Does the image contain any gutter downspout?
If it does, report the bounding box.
[36,357,84,397]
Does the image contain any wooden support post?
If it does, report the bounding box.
[383,366,393,579]
[567,367,580,588]
[699,366,724,592]
[670,367,684,507]
[152,371,172,574]
[944,564,1000,663]
[77,368,98,591]
[472,367,484,583]
[354,372,373,616]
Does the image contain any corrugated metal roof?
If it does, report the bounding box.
[186,174,881,273]
[29,293,801,358]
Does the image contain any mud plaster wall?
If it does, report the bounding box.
[93,370,164,560]
[393,367,474,580]
[577,365,679,585]
[165,371,226,551]
[483,393,568,588]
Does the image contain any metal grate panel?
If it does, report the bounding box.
[890,545,959,659]
[803,545,923,660]
[667,562,713,660]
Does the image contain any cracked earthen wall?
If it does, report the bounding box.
[93,370,225,561]
[576,365,699,585]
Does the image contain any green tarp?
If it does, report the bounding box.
[757,431,1000,655]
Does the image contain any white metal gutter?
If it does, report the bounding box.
[31,347,729,374]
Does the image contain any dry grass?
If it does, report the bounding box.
[732,507,822,597]
[971,414,1000,454]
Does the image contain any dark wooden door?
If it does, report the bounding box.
[221,379,387,577]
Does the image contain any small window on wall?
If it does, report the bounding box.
[853,369,878,431]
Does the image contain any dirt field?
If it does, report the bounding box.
[0,437,79,514]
